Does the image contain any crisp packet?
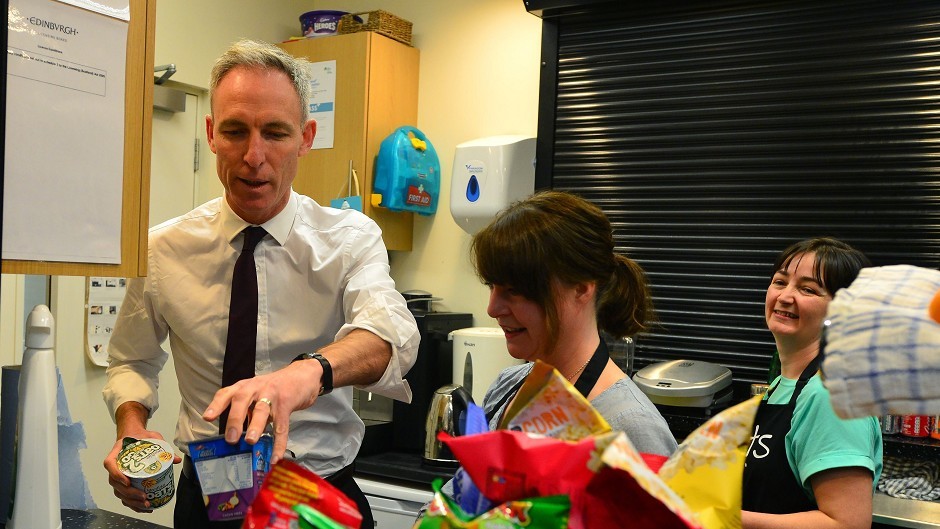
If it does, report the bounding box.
[498,360,610,441]
[243,459,362,529]
[452,404,493,516]
[187,434,273,522]
[416,479,570,529]
[440,430,699,529]
[658,395,762,529]
[294,503,349,529]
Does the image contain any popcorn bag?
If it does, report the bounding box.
[498,360,611,440]
[659,395,762,529]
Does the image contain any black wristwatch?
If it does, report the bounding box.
[292,352,333,395]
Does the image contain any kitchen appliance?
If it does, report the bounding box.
[450,136,537,234]
[423,384,474,467]
[449,327,523,405]
[633,359,733,409]
[388,297,472,454]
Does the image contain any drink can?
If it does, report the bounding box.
[880,414,901,435]
[900,415,932,437]
[932,416,940,441]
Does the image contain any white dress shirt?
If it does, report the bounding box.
[103,191,419,475]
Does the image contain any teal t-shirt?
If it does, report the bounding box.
[765,373,883,501]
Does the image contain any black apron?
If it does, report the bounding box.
[741,355,822,514]
[486,338,609,425]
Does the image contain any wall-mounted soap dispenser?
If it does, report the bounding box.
[450,136,536,235]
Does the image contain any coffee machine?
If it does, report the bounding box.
[391,292,472,454]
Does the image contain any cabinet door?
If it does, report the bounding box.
[2,0,156,277]
[280,33,418,251]
[281,34,370,209]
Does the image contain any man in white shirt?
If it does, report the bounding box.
[101,39,419,529]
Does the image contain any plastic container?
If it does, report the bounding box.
[374,126,441,216]
[300,10,360,38]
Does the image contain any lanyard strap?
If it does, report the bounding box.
[573,337,609,397]
[487,335,610,424]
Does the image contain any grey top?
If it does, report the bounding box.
[483,363,678,457]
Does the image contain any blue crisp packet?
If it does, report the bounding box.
[452,403,493,516]
[187,434,273,522]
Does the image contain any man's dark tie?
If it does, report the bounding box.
[220,226,267,432]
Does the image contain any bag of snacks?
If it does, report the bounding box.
[243,459,362,529]
[659,395,762,529]
[440,429,698,529]
[498,361,610,440]
[433,360,764,529]
[416,479,570,528]
[187,434,273,522]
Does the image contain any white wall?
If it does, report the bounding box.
[0,1,541,525]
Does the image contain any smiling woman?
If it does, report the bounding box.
[742,237,882,529]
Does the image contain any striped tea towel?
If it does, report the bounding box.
[877,456,940,501]
[824,265,940,418]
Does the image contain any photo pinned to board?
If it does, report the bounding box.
[85,276,127,367]
[330,160,363,212]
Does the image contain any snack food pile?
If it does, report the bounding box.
[414,360,761,529]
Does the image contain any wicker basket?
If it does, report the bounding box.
[338,10,413,46]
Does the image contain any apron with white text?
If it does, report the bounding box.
[741,356,821,514]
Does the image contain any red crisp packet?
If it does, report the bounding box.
[440,430,700,529]
[437,430,595,502]
[243,460,362,529]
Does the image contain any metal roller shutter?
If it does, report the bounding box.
[531,0,940,396]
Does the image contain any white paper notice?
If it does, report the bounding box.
[307,60,336,150]
[3,0,128,263]
[85,276,127,367]
[56,0,130,21]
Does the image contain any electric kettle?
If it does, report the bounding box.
[423,384,474,467]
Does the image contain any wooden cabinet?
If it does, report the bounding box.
[279,32,419,251]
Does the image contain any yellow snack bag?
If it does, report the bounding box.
[657,395,762,529]
[498,360,610,441]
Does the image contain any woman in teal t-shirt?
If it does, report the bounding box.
[742,237,883,529]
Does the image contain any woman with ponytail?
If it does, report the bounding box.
[469,190,677,456]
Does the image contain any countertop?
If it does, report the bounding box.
[874,494,940,529]
[1,509,170,529]
[355,450,455,487]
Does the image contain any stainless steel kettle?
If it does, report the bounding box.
[423,384,474,467]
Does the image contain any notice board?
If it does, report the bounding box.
[1,0,155,278]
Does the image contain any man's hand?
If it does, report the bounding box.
[202,358,324,463]
[103,402,181,513]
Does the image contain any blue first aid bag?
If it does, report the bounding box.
[374,126,440,215]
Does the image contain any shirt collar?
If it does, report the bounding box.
[220,191,298,246]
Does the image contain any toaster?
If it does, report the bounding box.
[633,359,733,408]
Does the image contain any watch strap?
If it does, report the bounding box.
[293,352,333,395]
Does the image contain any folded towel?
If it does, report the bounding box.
[877,456,940,501]
[824,265,940,418]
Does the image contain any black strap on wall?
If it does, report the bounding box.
[534,0,940,388]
